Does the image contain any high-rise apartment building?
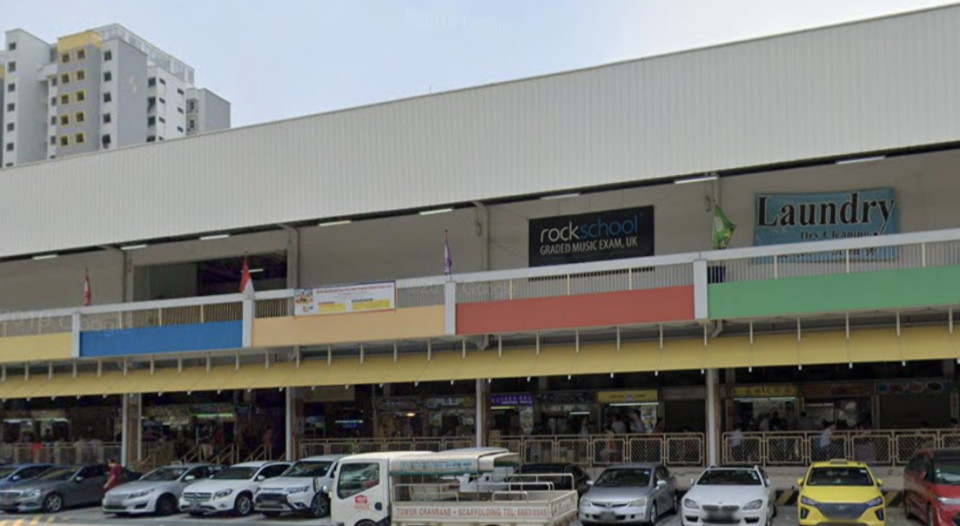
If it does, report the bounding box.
[0,25,230,168]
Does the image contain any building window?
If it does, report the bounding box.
[7,61,15,73]
[6,123,13,132]
[50,77,58,88]
[159,78,166,85]
[76,48,86,61]
[75,111,86,124]
[186,100,198,113]
[50,96,57,107]
[177,107,184,114]
[6,103,14,112]
[50,116,56,126]
[103,113,112,124]
[103,71,112,82]
[177,126,184,133]
[104,50,112,61]
[60,72,70,85]
[60,52,70,64]
[49,136,56,146]
[6,83,14,93]
[59,135,69,147]
[146,135,156,142]
[5,143,13,152]
[103,92,112,103]
[102,134,111,146]
[60,115,70,127]
[177,88,184,96]
[148,77,156,87]
[147,116,156,126]
[159,97,166,105]
[75,69,87,82]
[60,93,70,106]
[74,133,85,145]
[76,90,86,103]
[147,96,156,107]
[7,42,16,51]
[4,163,12,167]
[158,116,165,123]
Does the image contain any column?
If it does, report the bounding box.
[475,379,490,448]
[285,387,296,461]
[121,393,142,468]
[705,369,720,466]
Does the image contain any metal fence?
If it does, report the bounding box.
[721,429,960,466]
[299,437,475,459]
[0,442,122,465]
[80,302,243,331]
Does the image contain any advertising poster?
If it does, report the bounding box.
[294,282,396,316]
[528,206,654,267]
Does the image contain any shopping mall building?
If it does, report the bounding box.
[0,5,959,476]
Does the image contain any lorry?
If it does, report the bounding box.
[328,447,578,526]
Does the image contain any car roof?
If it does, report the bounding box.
[931,449,960,460]
[603,463,660,470]
[231,461,289,468]
[9,464,52,468]
[810,459,869,468]
[299,455,345,462]
[159,463,216,469]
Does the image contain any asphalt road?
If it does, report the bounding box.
[0,507,917,526]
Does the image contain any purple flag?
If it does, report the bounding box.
[444,231,453,275]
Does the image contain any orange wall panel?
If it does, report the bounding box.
[456,286,694,335]
[253,306,446,347]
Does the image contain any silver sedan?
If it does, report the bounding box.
[579,463,678,525]
[103,464,223,516]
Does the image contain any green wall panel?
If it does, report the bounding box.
[708,265,960,319]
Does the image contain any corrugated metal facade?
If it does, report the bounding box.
[3,5,960,258]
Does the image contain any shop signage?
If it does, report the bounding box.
[491,393,534,406]
[528,206,655,267]
[754,188,898,260]
[303,385,357,403]
[877,380,952,395]
[801,383,874,399]
[729,385,798,398]
[538,391,595,405]
[294,282,395,316]
[597,390,658,404]
[425,396,475,409]
[375,397,422,412]
[187,403,236,417]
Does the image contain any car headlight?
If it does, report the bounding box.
[128,489,156,499]
[580,499,592,507]
[866,497,884,507]
[743,499,763,510]
[629,497,648,507]
[214,489,234,499]
[24,489,41,499]
[939,496,960,505]
[684,498,699,509]
[286,486,310,494]
[800,496,818,506]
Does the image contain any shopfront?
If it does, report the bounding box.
[374,397,423,439]
[877,379,953,429]
[300,386,370,440]
[598,390,659,432]
[491,393,534,436]
[801,382,874,429]
[425,396,475,438]
[727,385,799,431]
[538,391,595,435]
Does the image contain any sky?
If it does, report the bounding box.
[4,0,957,127]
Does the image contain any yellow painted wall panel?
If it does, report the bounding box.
[458,352,501,381]
[751,334,799,367]
[571,345,620,376]
[658,340,708,371]
[703,338,752,369]
[0,334,72,364]
[531,346,577,377]
[253,307,446,347]
[799,332,849,366]
[614,342,665,373]
[848,329,901,363]
[493,349,538,379]
[900,326,957,361]
[416,352,465,383]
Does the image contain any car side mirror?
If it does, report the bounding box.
[321,485,330,494]
[796,478,804,487]
[690,478,696,486]
[657,480,667,488]
[75,476,84,483]
[10,476,19,481]
[877,479,883,487]
[256,475,266,482]
[765,478,772,487]
[184,475,196,481]
[586,481,594,486]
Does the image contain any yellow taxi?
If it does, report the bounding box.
[797,459,886,526]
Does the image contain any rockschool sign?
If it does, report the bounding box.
[754,188,898,260]
[528,206,654,267]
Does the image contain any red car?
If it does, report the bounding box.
[905,449,960,526]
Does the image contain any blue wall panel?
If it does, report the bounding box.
[80,321,243,358]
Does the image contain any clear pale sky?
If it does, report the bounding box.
[5,0,957,127]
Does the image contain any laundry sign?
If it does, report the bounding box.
[754,188,898,260]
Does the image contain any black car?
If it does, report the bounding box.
[508,464,592,495]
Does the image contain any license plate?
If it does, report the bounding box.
[601,512,616,521]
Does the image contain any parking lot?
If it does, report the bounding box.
[0,507,915,526]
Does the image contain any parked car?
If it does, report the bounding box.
[580,463,677,524]
[0,464,138,513]
[179,461,291,517]
[0,464,53,490]
[255,455,342,518]
[103,463,223,516]
[508,463,592,495]
[905,449,960,526]
[682,465,776,526]
[797,459,884,526]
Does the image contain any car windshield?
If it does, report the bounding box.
[520,466,565,474]
[0,467,18,479]
[697,470,761,486]
[212,467,257,480]
[142,467,188,482]
[807,467,874,486]
[284,461,332,478]
[595,468,652,488]
[38,468,79,481]
[933,462,960,485]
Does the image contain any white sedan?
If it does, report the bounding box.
[681,466,776,526]
[179,461,291,517]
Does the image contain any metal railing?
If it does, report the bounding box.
[298,437,475,458]
[0,442,122,465]
[721,429,960,466]
[492,434,704,468]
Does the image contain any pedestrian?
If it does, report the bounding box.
[611,414,627,435]
[579,419,591,436]
[263,427,275,460]
[653,418,665,434]
[104,458,123,491]
[630,410,647,434]
[798,412,818,432]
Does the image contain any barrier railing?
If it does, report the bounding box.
[0,442,123,465]
[721,429,960,466]
[298,437,475,459]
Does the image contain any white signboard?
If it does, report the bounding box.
[294,282,396,316]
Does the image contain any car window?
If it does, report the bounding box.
[807,467,874,486]
[185,467,206,480]
[14,466,49,480]
[595,468,651,488]
[697,469,762,486]
[930,460,960,485]
[260,464,290,479]
[337,463,380,499]
[907,455,923,474]
[80,465,107,479]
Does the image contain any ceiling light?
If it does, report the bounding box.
[675,174,718,185]
[248,268,264,274]
[419,208,453,216]
[836,155,885,165]
[120,244,147,251]
[319,220,352,227]
[199,234,230,241]
[541,193,580,200]
[32,254,58,261]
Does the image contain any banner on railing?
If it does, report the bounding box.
[528,206,654,267]
[754,188,898,260]
[294,282,396,316]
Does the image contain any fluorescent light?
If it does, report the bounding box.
[836,155,886,165]
[609,402,658,407]
[248,268,264,274]
[199,234,230,241]
[32,254,58,261]
[120,244,147,251]
[570,411,590,416]
[541,192,580,200]
[319,220,352,227]
[674,174,718,185]
[419,208,453,216]
[491,406,513,411]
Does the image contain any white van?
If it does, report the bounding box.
[329,448,578,526]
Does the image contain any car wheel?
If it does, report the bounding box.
[672,493,679,513]
[649,502,658,524]
[262,511,282,518]
[42,493,63,513]
[156,494,178,516]
[309,493,330,518]
[233,493,253,517]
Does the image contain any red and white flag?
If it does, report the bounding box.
[240,257,255,296]
[83,271,92,306]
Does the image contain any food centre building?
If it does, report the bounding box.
[0,6,959,476]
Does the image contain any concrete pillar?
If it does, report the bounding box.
[475,379,490,447]
[285,387,296,461]
[121,393,142,468]
[705,369,720,466]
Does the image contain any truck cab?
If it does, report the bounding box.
[331,451,431,526]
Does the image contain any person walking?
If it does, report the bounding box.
[104,458,123,491]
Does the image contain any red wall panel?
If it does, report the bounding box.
[456,286,695,335]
